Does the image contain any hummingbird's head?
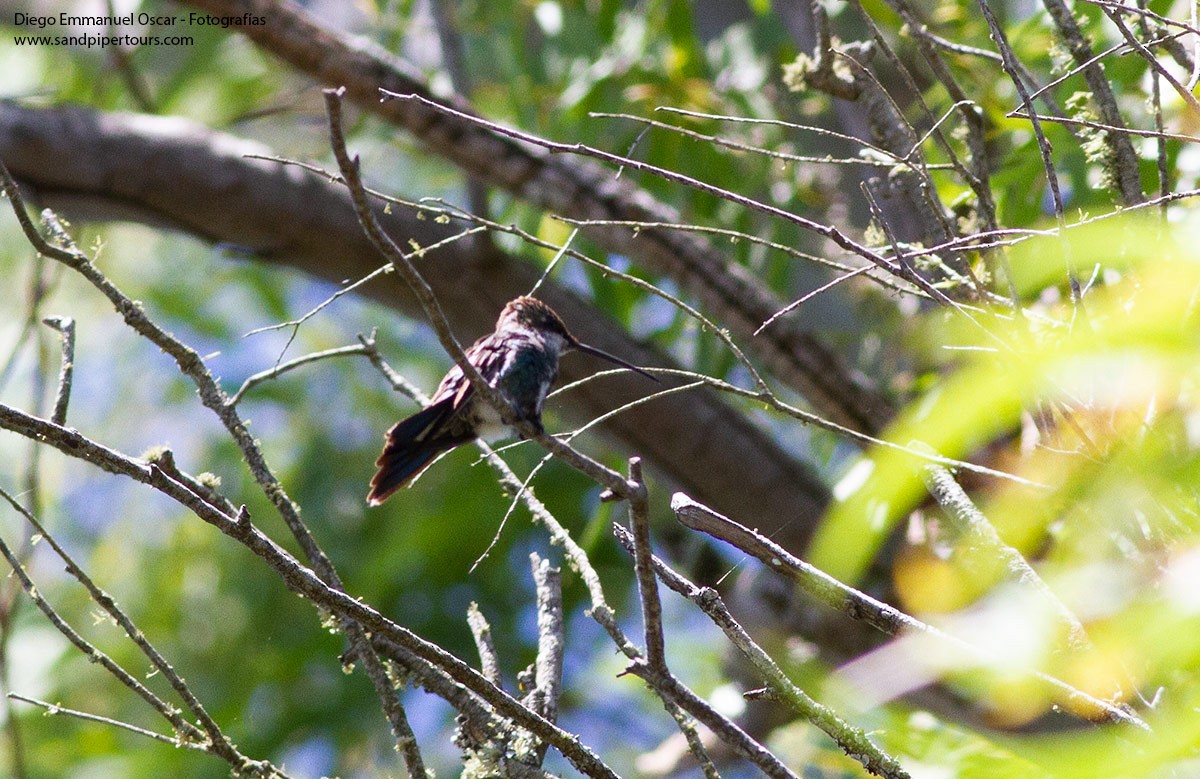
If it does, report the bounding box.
[499,296,573,340]
[496,296,658,381]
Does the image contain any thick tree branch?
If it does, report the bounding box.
[0,100,832,552]
[177,0,894,435]
[1038,0,1145,206]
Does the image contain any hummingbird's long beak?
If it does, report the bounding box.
[573,341,659,381]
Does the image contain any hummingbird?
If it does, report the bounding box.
[367,296,656,505]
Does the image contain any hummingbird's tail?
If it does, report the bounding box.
[366,400,474,505]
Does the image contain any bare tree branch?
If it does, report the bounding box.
[177,0,894,435]
[0,100,833,552]
[1038,0,1145,206]
[917,455,1092,651]
[524,553,564,768]
[0,488,288,776]
[0,399,623,778]
[466,602,504,690]
[670,492,1149,730]
[39,317,74,425]
[0,161,429,775]
[614,524,911,779]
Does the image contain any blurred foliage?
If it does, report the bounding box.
[813,215,1200,768]
[1,0,1199,777]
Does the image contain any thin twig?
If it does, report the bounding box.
[530,553,564,725]
[0,487,263,770]
[1134,0,1171,216]
[1006,111,1200,143]
[626,458,664,670]
[467,602,504,689]
[550,216,923,295]
[654,703,722,779]
[917,456,1093,651]
[358,633,499,745]
[670,493,1149,730]
[381,91,896,272]
[226,343,371,407]
[756,265,876,334]
[0,401,622,778]
[654,106,903,161]
[525,553,564,768]
[8,695,203,750]
[0,510,209,747]
[567,366,1042,487]
[976,3,1066,214]
[624,661,801,779]
[591,111,946,168]
[979,0,1084,307]
[243,264,388,335]
[40,317,74,425]
[244,220,486,363]
[614,525,911,779]
[0,160,427,778]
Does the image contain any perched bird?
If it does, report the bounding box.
[367,296,656,505]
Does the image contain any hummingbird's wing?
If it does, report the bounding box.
[427,333,511,417]
[366,335,505,505]
[440,335,554,432]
